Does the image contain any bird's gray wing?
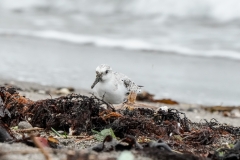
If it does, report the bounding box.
[113,72,142,93]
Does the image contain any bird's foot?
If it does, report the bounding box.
[122,92,138,110]
[122,103,135,111]
[127,92,137,104]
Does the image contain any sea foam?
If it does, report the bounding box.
[0,29,240,61]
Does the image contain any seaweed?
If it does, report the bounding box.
[0,86,240,159]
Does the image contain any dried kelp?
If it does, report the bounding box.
[0,123,13,142]
[0,87,188,137]
[211,141,240,160]
[1,86,240,159]
[137,91,179,104]
[25,94,115,135]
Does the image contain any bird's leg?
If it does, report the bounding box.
[102,92,106,101]
[123,91,137,110]
[123,98,128,104]
[127,91,137,104]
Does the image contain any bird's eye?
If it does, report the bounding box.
[96,71,99,74]
[105,70,108,74]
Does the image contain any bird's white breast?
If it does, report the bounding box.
[95,77,128,104]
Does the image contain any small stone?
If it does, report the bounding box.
[231,109,240,118]
[18,121,33,129]
[38,90,46,94]
[57,130,65,134]
[223,111,231,117]
[67,87,75,92]
[156,106,169,112]
[187,108,199,113]
[55,88,71,95]
[0,97,11,118]
[117,151,134,160]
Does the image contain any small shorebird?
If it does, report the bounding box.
[91,64,142,104]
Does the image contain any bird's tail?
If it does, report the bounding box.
[137,85,143,93]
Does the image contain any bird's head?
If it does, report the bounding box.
[91,64,113,89]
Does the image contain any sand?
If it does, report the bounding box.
[0,78,240,160]
[0,78,239,126]
[1,36,240,106]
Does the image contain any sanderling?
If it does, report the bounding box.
[91,64,142,104]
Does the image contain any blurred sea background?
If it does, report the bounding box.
[0,0,240,105]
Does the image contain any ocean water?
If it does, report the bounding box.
[0,0,240,105]
[1,0,240,59]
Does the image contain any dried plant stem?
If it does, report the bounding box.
[32,136,52,160]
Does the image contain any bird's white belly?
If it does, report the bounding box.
[95,81,127,104]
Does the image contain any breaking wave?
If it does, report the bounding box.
[1,29,240,60]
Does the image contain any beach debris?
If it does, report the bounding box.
[92,135,117,152]
[0,96,13,142]
[66,150,98,160]
[157,105,169,112]
[3,83,22,92]
[212,140,240,160]
[0,122,13,142]
[51,127,65,138]
[37,90,47,95]
[18,121,33,129]
[233,140,240,150]
[92,128,116,141]
[202,106,240,118]
[137,91,179,104]
[33,136,50,148]
[32,136,52,160]
[54,87,75,95]
[0,87,197,138]
[14,127,44,134]
[143,147,200,160]
[184,127,215,145]
[148,140,172,152]
[226,109,240,118]
[202,105,240,113]
[0,96,11,118]
[154,98,179,105]
[92,135,142,152]
[137,91,155,101]
[47,136,60,148]
[117,151,134,160]
[0,86,34,127]
[116,135,143,150]
[99,110,122,121]
[1,86,240,159]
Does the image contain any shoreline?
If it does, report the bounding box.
[1,78,239,127]
[1,4,240,159]
[1,36,240,106]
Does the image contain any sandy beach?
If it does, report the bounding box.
[1,36,240,106]
[0,78,239,126]
[1,1,240,159]
[0,78,240,160]
[1,35,240,125]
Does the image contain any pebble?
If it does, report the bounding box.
[38,90,46,94]
[231,109,240,118]
[18,121,33,129]
[156,106,169,112]
[55,88,71,95]
[118,151,134,160]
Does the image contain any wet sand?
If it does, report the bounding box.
[0,36,240,106]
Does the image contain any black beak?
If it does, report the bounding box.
[91,74,102,89]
